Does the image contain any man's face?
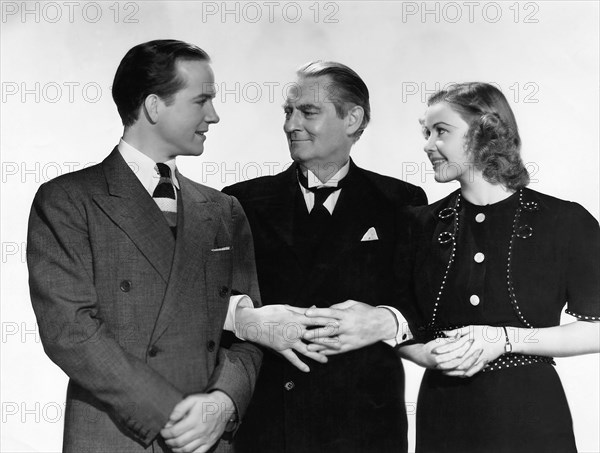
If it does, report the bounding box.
[155,59,219,160]
[283,75,353,174]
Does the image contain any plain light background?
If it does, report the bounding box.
[1,1,598,451]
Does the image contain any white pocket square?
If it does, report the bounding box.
[361,227,379,242]
[211,246,231,252]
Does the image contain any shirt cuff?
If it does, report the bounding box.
[224,295,253,340]
[377,305,413,347]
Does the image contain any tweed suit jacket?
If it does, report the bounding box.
[27,148,262,452]
[223,160,427,453]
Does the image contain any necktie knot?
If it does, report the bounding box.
[312,187,340,210]
[153,163,176,199]
[156,162,172,179]
[297,167,345,214]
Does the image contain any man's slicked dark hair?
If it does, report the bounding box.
[112,39,210,127]
[297,60,370,141]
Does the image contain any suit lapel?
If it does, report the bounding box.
[93,148,175,283]
[256,161,386,296]
[150,174,220,343]
[253,165,298,250]
[175,172,220,267]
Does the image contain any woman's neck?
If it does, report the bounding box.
[460,176,515,206]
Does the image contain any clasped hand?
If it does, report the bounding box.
[421,325,507,377]
[239,302,399,369]
[302,300,398,355]
[161,391,234,453]
[237,304,339,372]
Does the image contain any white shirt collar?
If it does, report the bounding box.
[298,160,350,214]
[304,160,350,188]
[118,138,180,195]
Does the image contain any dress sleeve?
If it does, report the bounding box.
[565,202,600,320]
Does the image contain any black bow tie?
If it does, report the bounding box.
[297,167,348,215]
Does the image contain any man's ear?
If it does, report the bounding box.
[143,94,160,124]
[345,105,364,136]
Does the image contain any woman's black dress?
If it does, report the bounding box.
[409,188,600,453]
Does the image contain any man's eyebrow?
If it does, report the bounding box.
[298,103,320,110]
[193,93,216,100]
[282,103,321,111]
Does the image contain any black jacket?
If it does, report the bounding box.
[223,159,426,453]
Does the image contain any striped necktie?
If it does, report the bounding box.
[153,163,177,234]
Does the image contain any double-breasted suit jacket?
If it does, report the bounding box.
[27,148,262,452]
[223,160,426,453]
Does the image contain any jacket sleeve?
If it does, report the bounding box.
[410,185,428,207]
[205,196,263,424]
[564,202,600,319]
[27,181,183,445]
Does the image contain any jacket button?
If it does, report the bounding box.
[148,346,159,357]
[219,286,229,298]
[284,381,295,391]
[207,340,216,352]
[120,280,132,292]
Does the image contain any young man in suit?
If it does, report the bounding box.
[223,61,427,453]
[27,40,263,453]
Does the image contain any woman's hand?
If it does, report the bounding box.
[398,336,479,370]
[434,325,506,377]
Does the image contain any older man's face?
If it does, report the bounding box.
[283,76,353,173]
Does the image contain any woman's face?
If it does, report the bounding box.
[421,102,473,184]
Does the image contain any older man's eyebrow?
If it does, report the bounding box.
[297,103,320,111]
[282,103,321,112]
